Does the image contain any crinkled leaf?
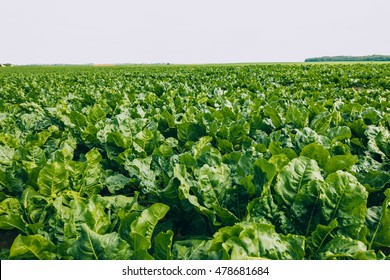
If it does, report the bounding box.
[326,126,352,143]
[0,198,28,233]
[68,224,131,260]
[105,173,129,194]
[319,234,369,260]
[195,164,239,225]
[210,222,305,260]
[173,238,214,260]
[274,157,323,207]
[0,145,15,165]
[174,164,216,223]
[125,157,157,193]
[321,171,368,238]
[306,219,338,259]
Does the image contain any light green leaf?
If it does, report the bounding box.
[285,105,308,128]
[131,203,170,241]
[10,234,57,260]
[0,198,28,233]
[300,143,330,167]
[264,105,283,128]
[88,104,106,123]
[37,162,69,197]
[152,230,174,260]
[129,203,169,260]
[310,111,332,134]
[68,224,131,260]
[324,155,358,174]
[0,145,15,165]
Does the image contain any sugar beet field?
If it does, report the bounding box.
[0,64,389,260]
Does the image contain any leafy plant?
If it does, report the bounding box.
[0,63,389,259]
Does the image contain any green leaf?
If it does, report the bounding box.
[107,131,131,149]
[285,105,308,128]
[318,234,369,260]
[130,203,169,241]
[177,122,206,143]
[129,203,170,260]
[310,111,332,134]
[68,224,131,260]
[326,126,352,142]
[173,238,214,260]
[37,162,69,197]
[105,173,129,194]
[274,157,323,207]
[300,143,330,167]
[252,158,277,196]
[174,164,216,223]
[10,234,57,260]
[152,230,174,260]
[306,219,338,259]
[366,189,390,249]
[356,170,390,192]
[50,193,110,245]
[291,180,324,235]
[321,171,368,238]
[88,104,106,123]
[195,164,239,225]
[0,198,28,233]
[247,188,277,221]
[125,156,157,194]
[324,155,358,174]
[0,166,25,194]
[76,149,104,196]
[365,126,390,161]
[264,105,282,128]
[209,222,305,260]
[0,145,15,165]
[131,233,154,260]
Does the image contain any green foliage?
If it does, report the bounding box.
[0,63,389,259]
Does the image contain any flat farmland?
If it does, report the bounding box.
[0,63,389,259]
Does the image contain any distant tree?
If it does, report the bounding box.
[305,55,390,62]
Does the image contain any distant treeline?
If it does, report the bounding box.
[305,55,390,62]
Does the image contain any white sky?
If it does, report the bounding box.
[1,0,389,64]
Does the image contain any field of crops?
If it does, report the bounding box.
[0,64,389,260]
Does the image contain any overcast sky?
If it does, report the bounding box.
[1,0,389,64]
